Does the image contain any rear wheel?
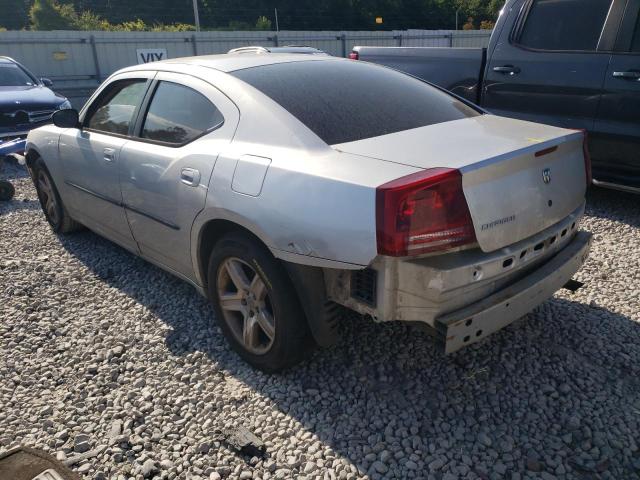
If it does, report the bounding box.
[207,233,313,372]
[33,158,83,233]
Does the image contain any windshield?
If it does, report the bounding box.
[230,59,480,145]
[0,63,37,87]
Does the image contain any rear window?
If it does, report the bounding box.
[230,60,480,145]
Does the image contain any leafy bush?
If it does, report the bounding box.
[462,17,475,30]
[30,0,75,30]
[29,0,195,31]
[479,19,495,29]
[255,16,272,31]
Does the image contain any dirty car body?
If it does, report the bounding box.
[25,54,591,369]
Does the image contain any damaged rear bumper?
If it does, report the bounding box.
[325,205,591,352]
[436,230,591,353]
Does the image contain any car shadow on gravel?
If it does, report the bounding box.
[586,186,640,228]
[0,198,42,214]
[58,228,640,478]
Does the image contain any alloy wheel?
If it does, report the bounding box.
[216,257,276,355]
[37,170,59,225]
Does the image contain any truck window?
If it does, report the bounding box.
[518,0,612,51]
[230,60,480,145]
[632,14,640,52]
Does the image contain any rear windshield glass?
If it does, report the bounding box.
[230,60,480,145]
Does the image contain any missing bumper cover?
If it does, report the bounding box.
[350,268,377,307]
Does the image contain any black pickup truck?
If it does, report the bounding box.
[352,0,640,193]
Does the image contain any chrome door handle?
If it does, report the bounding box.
[180,168,201,187]
[493,65,520,75]
[612,70,640,80]
[103,148,116,162]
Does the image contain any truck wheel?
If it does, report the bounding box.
[207,233,313,372]
[0,180,14,201]
[33,158,83,234]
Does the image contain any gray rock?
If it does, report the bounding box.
[141,459,157,478]
[74,441,91,454]
[478,432,492,447]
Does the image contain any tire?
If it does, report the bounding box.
[207,232,313,372]
[0,180,14,201]
[32,158,83,234]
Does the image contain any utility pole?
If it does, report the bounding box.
[193,0,201,32]
[274,8,279,32]
[455,7,461,30]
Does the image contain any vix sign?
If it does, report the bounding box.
[136,48,168,64]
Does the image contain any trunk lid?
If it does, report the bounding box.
[333,115,587,252]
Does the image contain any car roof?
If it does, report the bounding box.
[121,52,339,74]
[0,56,17,64]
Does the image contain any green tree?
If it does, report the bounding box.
[74,10,111,30]
[255,15,271,30]
[29,0,76,30]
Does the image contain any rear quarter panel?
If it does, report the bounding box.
[195,145,421,271]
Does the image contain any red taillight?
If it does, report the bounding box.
[348,51,359,60]
[376,168,477,257]
[582,131,592,186]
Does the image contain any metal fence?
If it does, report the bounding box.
[0,29,492,107]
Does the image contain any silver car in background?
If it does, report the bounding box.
[25,54,592,371]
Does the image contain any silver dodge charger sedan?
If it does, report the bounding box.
[25,53,592,371]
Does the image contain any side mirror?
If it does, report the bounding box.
[52,109,80,129]
[40,77,53,87]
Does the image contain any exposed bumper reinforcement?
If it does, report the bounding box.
[436,231,592,354]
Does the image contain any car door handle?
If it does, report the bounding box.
[612,70,640,80]
[103,148,116,162]
[493,65,521,75]
[180,168,201,187]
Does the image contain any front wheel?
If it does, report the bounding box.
[32,158,83,233]
[207,233,313,372]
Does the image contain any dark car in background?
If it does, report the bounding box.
[352,0,640,193]
[0,56,71,141]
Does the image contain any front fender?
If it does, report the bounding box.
[25,126,64,185]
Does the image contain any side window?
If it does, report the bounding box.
[518,0,612,51]
[140,81,224,145]
[85,79,147,135]
[631,14,640,52]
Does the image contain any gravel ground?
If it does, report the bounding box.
[1,161,640,480]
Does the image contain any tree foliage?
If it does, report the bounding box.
[16,0,504,31]
[29,0,75,30]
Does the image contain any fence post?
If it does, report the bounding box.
[340,33,347,57]
[89,35,101,82]
[191,34,198,55]
[272,33,279,47]
[397,33,403,46]
[448,32,454,47]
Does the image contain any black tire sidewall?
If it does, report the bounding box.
[207,233,311,372]
[0,181,14,201]
[33,159,65,232]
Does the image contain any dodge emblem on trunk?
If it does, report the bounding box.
[542,168,551,184]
